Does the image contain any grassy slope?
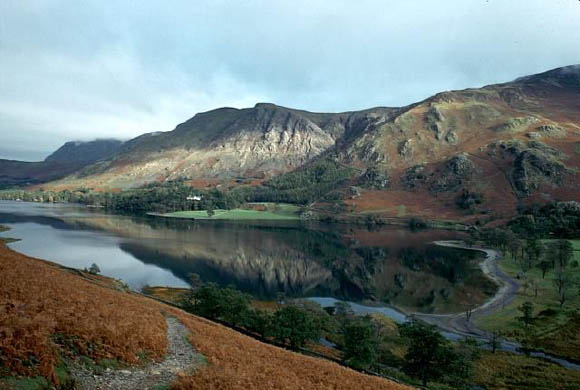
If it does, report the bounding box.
[163,203,301,220]
[0,244,408,390]
[476,239,580,359]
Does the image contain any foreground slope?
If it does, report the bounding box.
[0,244,409,389]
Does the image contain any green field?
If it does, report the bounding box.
[161,203,302,221]
[476,239,580,359]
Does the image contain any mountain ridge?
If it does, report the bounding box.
[13,65,580,220]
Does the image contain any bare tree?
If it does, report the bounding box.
[488,331,502,354]
[553,266,571,295]
[554,269,574,307]
[546,240,573,270]
[537,260,552,279]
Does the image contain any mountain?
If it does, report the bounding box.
[38,65,580,219]
[0,139,124,188]
[49,103,398,189]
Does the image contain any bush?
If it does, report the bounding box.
[271,306,321,349]
[343,317,378,370]
[186,283,251,327]
[88,263,100,275]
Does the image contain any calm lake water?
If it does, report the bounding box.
[0,201,494,313]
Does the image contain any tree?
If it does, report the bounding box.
[245,309,273,338]
[546,240,573,269]
[186,283,250,326]
[88,263,101,275]
[508,237,522,263]
[553,269,574,307]
[398,319,455,386]
[220,286,251,327]
[445,338,479,388]
[523,238,543,272]
[488,331,502,353]
[464,235,476,248]
[271,305,321,349]
[187,283,223,319]
[206,202,215,217]
[343,317,378,370]
[537,260,552,279]
[517,301,534,328]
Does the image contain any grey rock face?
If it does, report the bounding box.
[398,139,414,159]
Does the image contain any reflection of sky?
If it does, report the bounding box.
[2,221,189,290]
[0,200,88,217]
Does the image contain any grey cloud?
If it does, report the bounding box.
[1,0,579,160]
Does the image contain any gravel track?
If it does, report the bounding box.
[72,316,202,390]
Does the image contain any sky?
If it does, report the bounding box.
[1,0,579,161]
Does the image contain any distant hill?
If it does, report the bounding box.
[0,139,123,188]
[45,139,123,164]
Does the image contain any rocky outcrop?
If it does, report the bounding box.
[398,139,414,159]
[401,165,427,190]
[361,167,391,189]
[426,106,445,140]
[488,140,570,196]
[513,150,567,195]
[493,116,538,133]
[535,125,567,138]
[430,154,475,193]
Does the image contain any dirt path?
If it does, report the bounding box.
[413,240,520,339]
[72,316,203,390]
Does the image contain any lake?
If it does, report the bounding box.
[0,201,496,314]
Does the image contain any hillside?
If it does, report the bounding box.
[0,243,409,389]
[40,65,580,219]
[339,65,580,221]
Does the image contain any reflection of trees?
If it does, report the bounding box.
[398,246,475,284]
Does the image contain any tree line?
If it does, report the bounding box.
[0,158,355,212]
